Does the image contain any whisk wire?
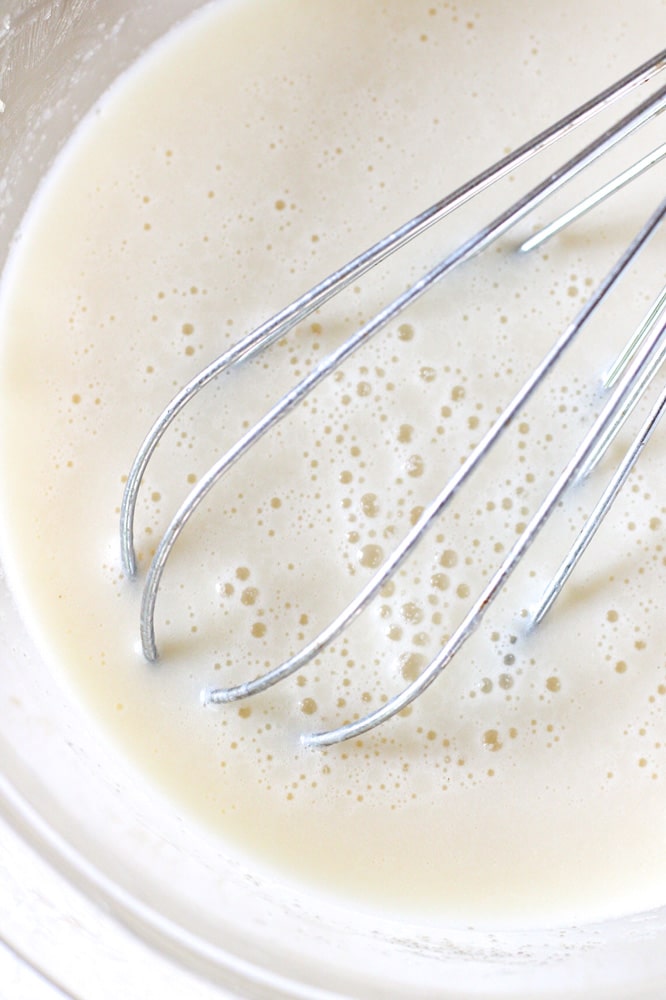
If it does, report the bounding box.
[138,80,666,663]
[519,141,666,253]
[122,52,666,746]
[306,304,666,747]
[532,385,666,627]
[120,50,666,579]
[207,200,666,740]
[579,284,666,478]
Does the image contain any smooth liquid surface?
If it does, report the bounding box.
[0,0,665,926]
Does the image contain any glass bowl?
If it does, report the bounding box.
[1,3,666,997]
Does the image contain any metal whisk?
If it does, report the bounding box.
[121,50,666,747]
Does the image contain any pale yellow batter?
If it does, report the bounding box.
[0,0,665,926]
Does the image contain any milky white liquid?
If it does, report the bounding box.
[0,0,665,928]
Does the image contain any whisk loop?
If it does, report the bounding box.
[120,49,666,580]
[122,51,666,747]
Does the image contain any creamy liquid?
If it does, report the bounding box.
[0,0,665,927]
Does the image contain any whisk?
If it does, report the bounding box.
[121,50,666,747]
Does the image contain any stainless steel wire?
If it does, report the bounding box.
[120,49,666,580]
[122,51,666,747]
[210,204,666,747]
